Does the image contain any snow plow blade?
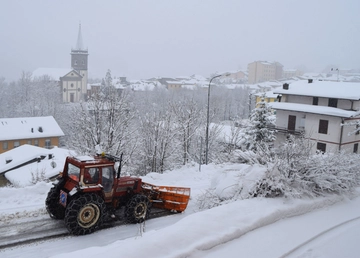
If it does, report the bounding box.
[142,182,190,212]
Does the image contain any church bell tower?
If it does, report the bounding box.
[71,23,88,100]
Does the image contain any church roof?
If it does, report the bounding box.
[33,68,73,81]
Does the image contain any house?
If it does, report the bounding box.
[0,116,64,154]
[271,79,360,154]
[254,91,279,107]
[33,24,88,103]
[0,144,76,187]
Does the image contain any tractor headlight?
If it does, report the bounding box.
[69,187,78,196]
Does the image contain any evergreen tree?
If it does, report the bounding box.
[244,96,276,151]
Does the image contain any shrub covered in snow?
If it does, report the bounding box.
[198,136,360,209]
[247,136,360,198]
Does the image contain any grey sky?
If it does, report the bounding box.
[1,0,359,81]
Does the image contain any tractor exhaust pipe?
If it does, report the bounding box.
[117,153,123,179]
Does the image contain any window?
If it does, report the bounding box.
[317,142,326,153]
[71,83,74,88]
[318,120,329,134]
[288,115,296,131]
[328,98,338,108]
[313,97,318,105]
[102,166,114,192]
[84,167,99,184]
[27,140,32,145]
[67,163,80,181]
[356,124,360,135]
[45,139,51,149]
[3,142,8,150]
[354,143,359,153]
[14,141,20,148]
[34,139,39,146]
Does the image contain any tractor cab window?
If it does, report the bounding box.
[68,163,80,181]
[102,166,114,192]
[84,167,99,184]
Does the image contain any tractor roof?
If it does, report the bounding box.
[67,155,116,168]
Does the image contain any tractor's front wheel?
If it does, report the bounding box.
[45,185,65,219]
[125,194,151,223]
[64,194,106,235]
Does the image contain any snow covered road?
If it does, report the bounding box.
[1,164,360,258]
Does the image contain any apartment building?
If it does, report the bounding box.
[248,61,283,84]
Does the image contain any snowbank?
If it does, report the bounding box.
[51,194,352,258]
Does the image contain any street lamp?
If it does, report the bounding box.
[205,73,229,164]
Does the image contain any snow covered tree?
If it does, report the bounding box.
[170,93,203,165]
[244,96,276,151]
[1,72,63,118]
[66,70,136,163]
[341,116,360,136]
[136,99,179,174]
[0,77,10,117]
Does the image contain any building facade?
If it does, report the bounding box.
[271,80,360,154]
[248,61,283,84]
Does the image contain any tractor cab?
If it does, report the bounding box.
[61,154,143,205]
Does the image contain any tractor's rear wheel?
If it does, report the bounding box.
[64,193,106,235]
[45,186,65,219]
[125,194,150,223]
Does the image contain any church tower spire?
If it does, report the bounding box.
[69,23,88,102]
[71,23,88,71]
[75,23,84,50]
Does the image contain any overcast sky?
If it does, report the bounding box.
[1,0,359,81]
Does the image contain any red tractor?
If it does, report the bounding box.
[45,153,190,235]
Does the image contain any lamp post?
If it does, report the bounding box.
[205,74,222,165]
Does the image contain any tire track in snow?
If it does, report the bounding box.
[279,216,360,258]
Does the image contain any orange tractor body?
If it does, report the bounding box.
[45,154,190,235]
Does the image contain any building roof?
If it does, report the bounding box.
[270,102,357,118]
[0,116,64,141]
[274,80,360,100]
[0,145,76,186]
[33,68,73,81]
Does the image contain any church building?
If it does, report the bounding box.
[33,24,89,103]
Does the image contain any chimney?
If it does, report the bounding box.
[283,83,289,90]
[5,157,12,164]
[308,79,313,83]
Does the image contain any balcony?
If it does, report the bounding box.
[271,125,304,136]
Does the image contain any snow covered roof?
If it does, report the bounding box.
[0,144,76,186]
[255,91,279,98]
[274,80,360,100]
[33,68,73,81]
[270,102,357,118]
[0,116,64,141]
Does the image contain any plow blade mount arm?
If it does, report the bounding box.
[142,182,190,213]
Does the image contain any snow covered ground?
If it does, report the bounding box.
[1,162,359,258]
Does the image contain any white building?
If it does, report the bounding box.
[271,79,360,154]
